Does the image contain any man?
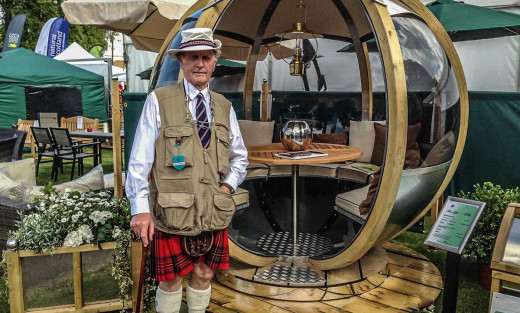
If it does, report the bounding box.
[126,28,248,313]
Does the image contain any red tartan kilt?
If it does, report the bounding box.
[151,228,229,281]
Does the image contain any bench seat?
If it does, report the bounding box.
[246,162,269,178]
[337,162,377,184]
[232,187,249,210]
[300,163,342,177]
[334,184,370,224]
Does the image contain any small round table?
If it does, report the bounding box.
[248,143,362,255]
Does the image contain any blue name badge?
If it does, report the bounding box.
[173,155,185,171]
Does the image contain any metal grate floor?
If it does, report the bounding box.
[253,264,326,284]
[257,232,333,256]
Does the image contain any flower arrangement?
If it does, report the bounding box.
[13,188,130,253]
[0,187,156,312]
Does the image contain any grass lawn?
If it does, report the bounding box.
[24,148,116,186]
[1,151,489,313]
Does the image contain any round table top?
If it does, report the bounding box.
[248,143,363,165]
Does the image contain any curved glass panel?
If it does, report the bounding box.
[377,8,461,241]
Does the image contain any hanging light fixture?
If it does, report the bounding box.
[275,0,322,76]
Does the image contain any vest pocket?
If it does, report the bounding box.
[157,192,195,231]
[210,191,235,230]
[164,126,194,170]
[215,128,231,176]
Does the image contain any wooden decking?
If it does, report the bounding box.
[182,241,442,312]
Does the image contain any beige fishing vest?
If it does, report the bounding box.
[149,84,235,236]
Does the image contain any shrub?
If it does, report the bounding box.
[458,182,520,264]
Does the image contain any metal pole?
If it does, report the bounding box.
[292,164,299,255]
[442,251,461,313]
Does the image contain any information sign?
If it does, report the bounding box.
[425,196,486,254]
[490,292,520,313]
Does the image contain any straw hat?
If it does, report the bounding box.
[167,28,222,58]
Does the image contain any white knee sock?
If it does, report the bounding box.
[186,284,211,313]
[155,286,183,313]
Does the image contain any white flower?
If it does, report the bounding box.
[61,217,68,223]
[112,226,122,239]
[63,225,94,247]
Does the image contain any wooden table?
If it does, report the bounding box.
[248,143,362,255]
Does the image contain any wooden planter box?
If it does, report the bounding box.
[6,241,144,313]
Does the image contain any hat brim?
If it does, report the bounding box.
[167,39,222,58]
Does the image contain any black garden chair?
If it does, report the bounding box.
[49,127,101,181]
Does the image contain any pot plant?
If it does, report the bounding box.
[458,182,520,289]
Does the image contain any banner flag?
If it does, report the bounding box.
[35,17,58,55]
[47,17,70,57]
[2,14,27,52]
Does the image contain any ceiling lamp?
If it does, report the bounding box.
[275,0,322,76]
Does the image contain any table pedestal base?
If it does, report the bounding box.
[256,232,333,257]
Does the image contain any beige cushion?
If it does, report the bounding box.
[104,172,127,188]
[246,162,269,178]
[268,164,292,176]
[21,183,44,203]
[54,165,105,193]
[0,172,23,201]
[232,187,249,207]
[238,120,275,146]
[0,158,36,185]
[300,164,341,177]
[348,121,385,163]
[335,185,370,220]
[337,162,378,184]
[422,131,456,167]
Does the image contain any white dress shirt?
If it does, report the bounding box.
[126,79,249,216]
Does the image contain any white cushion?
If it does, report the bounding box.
[104,172,127,188]
[268,164,292,176]
[335,185,370,220]
[246,162,269,178]
[0,158,36,185]
[0,172,23,202]
[337,162,378,184]
[54,165,105,193]
[349,121,385,163]
[300,164,341,177]
[238,120,275,147]
[21,183,44,203]
[232,187,249,207]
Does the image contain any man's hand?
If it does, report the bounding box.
[220,185,231,194]
[130,213,154,247]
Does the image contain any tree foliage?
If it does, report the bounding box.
[0,0,108,53]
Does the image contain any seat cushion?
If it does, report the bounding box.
[246,162,269,178]
[268,164,292,176]
[335,184,370,220]
[0,158,36,185]
[337,162,378,184]
[54,164,105,193]
[300,163,341,177]
[232,187,249,207]
[349,121,385,163]
[0,172,23,202]
[422,131,455,167]
[313,131,348,145]
[371,123,421,168]
[238,120,275,147]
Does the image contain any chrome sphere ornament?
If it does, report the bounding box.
[280,120,312,151]
[6,238,18,251]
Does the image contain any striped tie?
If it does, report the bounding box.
[195,92,210,149]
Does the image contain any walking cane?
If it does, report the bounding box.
[133,233,149,313]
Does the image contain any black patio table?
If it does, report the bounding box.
[69,130,124,166]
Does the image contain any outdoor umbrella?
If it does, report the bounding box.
[426,0,520,41]
[61,0,197,52]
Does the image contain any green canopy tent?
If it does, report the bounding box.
[137,59,246,80]
[426,0,520,41]
[0,48,107,129]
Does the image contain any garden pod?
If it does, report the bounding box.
[148,0,468,273]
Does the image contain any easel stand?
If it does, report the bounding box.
[442,251,461,313]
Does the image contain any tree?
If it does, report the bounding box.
[0,0,108,54]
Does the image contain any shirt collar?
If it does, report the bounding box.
[183,79,210,103]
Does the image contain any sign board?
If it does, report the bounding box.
[490,292,520,313]
[425,196,485,254]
